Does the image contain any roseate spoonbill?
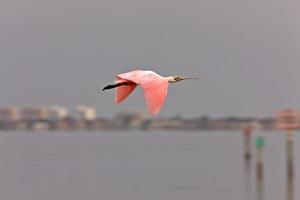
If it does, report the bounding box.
[102,70,199,115]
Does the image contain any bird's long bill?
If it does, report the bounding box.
[181,77,199,80]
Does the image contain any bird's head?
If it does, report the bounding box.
[167,76,199,83]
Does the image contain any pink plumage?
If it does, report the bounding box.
[115,78,137,104]
[115,70,169,115]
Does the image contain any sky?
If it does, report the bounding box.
[0,0,300,117]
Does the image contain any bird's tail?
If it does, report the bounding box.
[102,82,130,91]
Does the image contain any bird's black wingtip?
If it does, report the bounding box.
[102,82,130,92]
[102,84,115,91]
[102,86,108,91]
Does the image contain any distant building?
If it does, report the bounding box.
[32,121,50,131]
[48,105,69,120]
[77,106,97,121]
[19,107,49,121]
[114,110,145,129]
[0,107,20,122]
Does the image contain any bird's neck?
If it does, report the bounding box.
[166,76,176,83]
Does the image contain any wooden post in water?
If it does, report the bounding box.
[243,126,252,160]
[286,130,294,200]
[276,109,299,200]
[243,125,253,200]
[255,136,265,200]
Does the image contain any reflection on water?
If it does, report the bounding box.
[286,131,294,200]
[244,158,252,200]
[0,131,298,200]
[255,136,265,200]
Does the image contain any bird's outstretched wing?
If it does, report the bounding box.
[115,79,137,104]
[141,79,168,115]
[117,70,169,115]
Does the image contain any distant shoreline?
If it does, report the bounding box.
[0,115,275,131]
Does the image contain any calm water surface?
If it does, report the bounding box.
[0,131,299,200]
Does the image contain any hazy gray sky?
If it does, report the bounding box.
[0,0,300,117]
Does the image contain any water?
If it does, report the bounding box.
[0,130,298,200]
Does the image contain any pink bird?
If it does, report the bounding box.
[103,70,199,115]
